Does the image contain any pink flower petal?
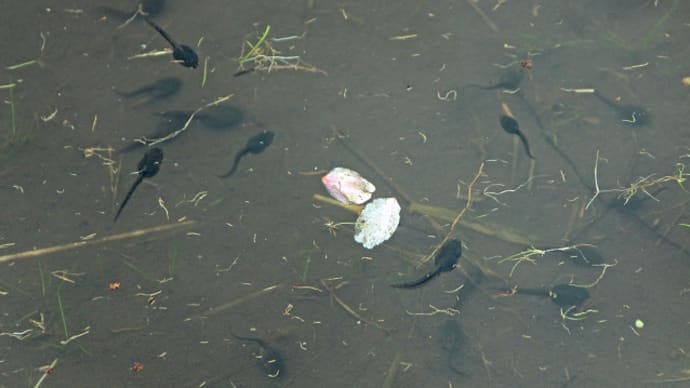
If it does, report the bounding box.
[321,167,376,205]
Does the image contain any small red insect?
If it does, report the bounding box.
[519,59,533,70]
[131,362,144,372]
[40,366,55,375]
[108,282,121,291]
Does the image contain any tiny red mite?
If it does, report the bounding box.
[108,282,121,291]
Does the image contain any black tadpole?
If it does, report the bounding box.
[464,65,525,91]
[97,0,167,23]
[593,90,649,127]
[144,16,198,68]
[390,239,462,289]
[114,148,163,223]
[233,68,256,77]
[219,131,274,178]
[116,77,182,102]
[439,319,469,376]
[500,115,535,159]
[498,284,590,308]
[231,333,283,379]
[157,105,244,131]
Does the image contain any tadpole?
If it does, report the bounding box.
[498,283,590,308]
[144,16,198,68]
[116,77,181,104]
[113,148,163,223]
[593,90,649,127]
[218,131,275,178]
[439,318,469,376]
[390,239,462,289]
[499,115,535,159]
[97,0,166,23]
[157,105,244,130]
[463,65,526,91]
[232,333,283,379]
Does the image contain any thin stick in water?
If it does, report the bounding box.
[0,220,196,264]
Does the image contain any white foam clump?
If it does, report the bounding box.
[354,197,401,249]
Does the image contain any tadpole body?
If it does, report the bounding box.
[97,0,166,23]
[464,65,525,91]
[390,239,462,289]
[116,77,181,104]
[499,284,590,308]
[439,319,469,376]
[499,115,535,159]
[114,148,163,223]
[219,131,274,178]
[158,105,244,130]
[593,90,649,127]
[144,17,198,68]
[232,333,283,379]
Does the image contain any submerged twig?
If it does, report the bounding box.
[0,220,196,263]
[198,284,283,318]
[570,260,617,288]
[465,0,498,32]
[143,95,233,146]
[313,193,533,245]
[587,150,688,210]
[34,358,58,388]
[331,126,453,233]
[422,163,484,264]
[127,48,172,60]
[381,351,403,388]
[498,243,594,277]
[312,193,364,214]
[332,126,414,205]
[321,279,391,333]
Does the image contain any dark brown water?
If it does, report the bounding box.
[1,1,689,387]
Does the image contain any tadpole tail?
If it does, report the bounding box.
[461,83,493,91]
[231,332,268,348]
[448,360,469,377]
[514,287,550,297]
[218,150,247,178]
[593,90,618,110]
[113,175,144,223]
[144,16,178,49]
[390,267,442,289]
[217,157,240,178]
[116,86,154,98]
[234,67,255,77]
[516,131,535,159]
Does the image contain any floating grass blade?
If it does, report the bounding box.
[199,284,283,318]
[5,59,37,70]
[121,258,158,284]
[14,310,39,326]
[301,252,312,282]
[38,261,46,297]
[201,56,209,88]
[33,358,58,388]
[0,220,196,264]
[239,25,271,65]
[0,278,31,298]
[56,290,69,340]
[167,247,177,278]
[8,79,16,135]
